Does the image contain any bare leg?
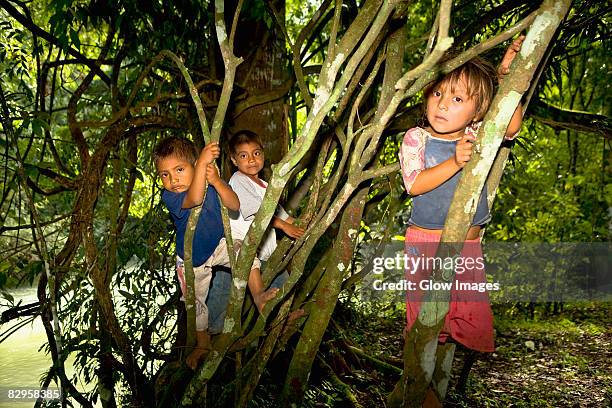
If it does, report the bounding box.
[186,330,211,370]
[247,267,279,313]
[423,387,442,408]
[186,263,213,370]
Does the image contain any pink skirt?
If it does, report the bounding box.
[404,227,494,352]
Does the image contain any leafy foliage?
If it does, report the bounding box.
[0,0,609,406]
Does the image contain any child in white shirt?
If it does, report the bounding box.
[207,131,304,333]
[228,130,304,257]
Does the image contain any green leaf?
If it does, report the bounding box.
[118,289,134,300]
[23,261,44,284]
[35,161,57,170]
[69,28,80,50]
[48,13,59,35]
[32,119,43,137]
[57,32,69,52]
[23,163,38,178]
[1,291,14,303]
[33,111,52,125]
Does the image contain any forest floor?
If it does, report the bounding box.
[305,301,612,408]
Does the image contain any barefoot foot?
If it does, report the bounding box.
[287,308,305,323]
[253,287,279,313]
[186,347,210,370]
[186,330,211,370]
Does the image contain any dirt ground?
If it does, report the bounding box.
[445,303,611,407]
[307,302,612,408]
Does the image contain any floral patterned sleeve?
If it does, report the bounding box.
[399,127,426,195]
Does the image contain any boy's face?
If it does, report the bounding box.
[157,155,195,193]
[426,75,478,138]
[231,142,264,177]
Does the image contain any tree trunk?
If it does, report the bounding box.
[232,0,289,172]
[281,187,369,406]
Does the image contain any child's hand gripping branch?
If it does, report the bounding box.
[498,35,525,76]
[273,216,305,239]
[454,132,476,169]
[184,141,239,211]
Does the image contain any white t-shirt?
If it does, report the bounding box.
[228,171,290,261]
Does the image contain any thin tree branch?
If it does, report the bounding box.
[441,9,538,73]
[454,0,531,46]
[529,98,611,138]
[0,213,70,233]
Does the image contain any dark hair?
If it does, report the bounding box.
[228,130,263,157]
[153,136,198,167]
[424,57,497,121]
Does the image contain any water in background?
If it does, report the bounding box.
[0,286,95,408]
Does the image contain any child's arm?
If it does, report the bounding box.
[183,142,220,209]
[206,164,240,211]
[506,104,522,138]
[272,216,305,239]
[401,129,474,196]
[408,137,474,195]
[499,35,525,138]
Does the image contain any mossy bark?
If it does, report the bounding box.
[280,187,369,406]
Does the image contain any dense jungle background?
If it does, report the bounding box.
[0,0,610,407]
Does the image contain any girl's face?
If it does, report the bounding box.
[426,75,478,139]
[231,142,265,178]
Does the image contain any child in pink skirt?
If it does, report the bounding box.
[399,37,524,404]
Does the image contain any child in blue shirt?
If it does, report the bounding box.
[154,136,277,369]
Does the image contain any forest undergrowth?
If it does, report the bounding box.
[291,301,612,408]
